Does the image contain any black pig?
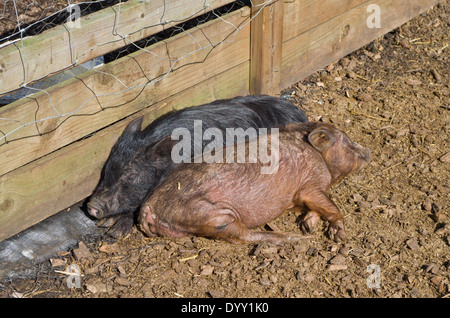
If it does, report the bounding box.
[87,95,307,237]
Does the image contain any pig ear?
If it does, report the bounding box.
[308,128,336,152]
[150,136,179,159]
[123,116,144,135]
[282,122,302,132]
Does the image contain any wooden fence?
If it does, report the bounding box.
[0,0,440,241]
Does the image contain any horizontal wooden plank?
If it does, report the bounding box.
[0,7,251,176]
[282,0,367,43]
[0,0,235,96]
[280,0,440,90]
[0,60,249,242]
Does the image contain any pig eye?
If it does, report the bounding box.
[126,173,141,184]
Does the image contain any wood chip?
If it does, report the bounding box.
[116,277,131,286]
[406,78,421,86]
[435,222,450,235]
[327,264,348,271]
[422,198,432,211]
[117,265,127,278]
[430,275,444,287]
[356,93,372,102]
[398,38,410,48]
[439,152,450,163]
[98,242,121,254]
[86,282,108,294]
[50,258,66,267]
[208,290,224,298]
[352,256,366,267]
[199,265,214,276]
[57,251,71,257]
[431,69,441,82]
[329,254,346,265]
[73,241,93,261]
[254,261,270,270]
[352,193,363,202]
[424,263,439,274]
[406,238,419,250]
[338,246,350,256]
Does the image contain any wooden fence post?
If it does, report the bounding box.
[249,0,284,95]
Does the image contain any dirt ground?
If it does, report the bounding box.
[0,2,449,298]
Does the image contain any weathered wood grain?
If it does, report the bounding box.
[281,0,441,90]
[0,0,234,95]
[249,0,284,95]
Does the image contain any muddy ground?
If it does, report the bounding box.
[0,2,449,298]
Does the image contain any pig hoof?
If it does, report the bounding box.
[299,222,311,234]
[96,216,118,228]
[96,214,135,238]
[106,215,134,238]
[298,211,320,234]
[328,221,347,242]
[107,224,132,238]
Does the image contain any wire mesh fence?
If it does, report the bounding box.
[0,0,275,149]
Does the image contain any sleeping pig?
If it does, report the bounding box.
[87,95,308,237]
[138,122,370,244]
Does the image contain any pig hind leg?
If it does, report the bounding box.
[201,212,309,245]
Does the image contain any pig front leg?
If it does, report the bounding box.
[96,212,135,238]
[297,210,321,234]
[296,190,346,242]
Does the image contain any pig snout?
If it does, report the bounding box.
[352,141,371,169]
[87,199,104,219]
[138,205,151,236]
[360,146,371,162]
[361,146,371,162]
[352,138,371,160]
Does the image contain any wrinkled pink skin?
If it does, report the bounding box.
[138,122,370,244]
